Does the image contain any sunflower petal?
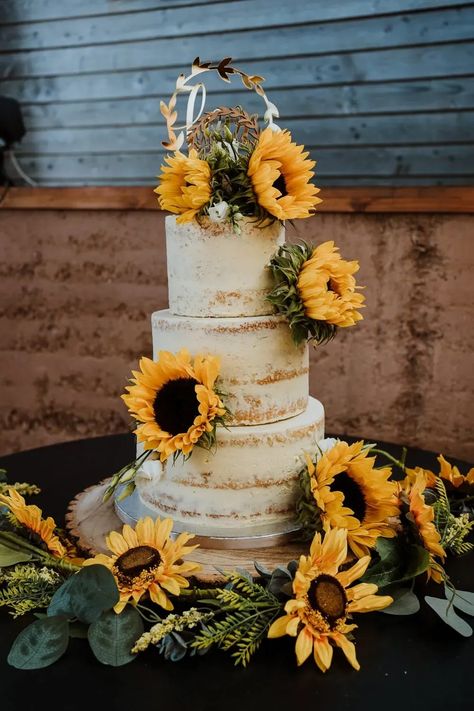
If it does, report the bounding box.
[268,615,293,638]
[332,632,360,671]
[295,627,313,666]
[313,636,333,672]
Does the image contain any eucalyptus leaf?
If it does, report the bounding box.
[425,596,473,637]
[287,560,298,577]
[0,542,33,567]
[159,632,188,662]
[444,586,474,617]
[267,566,293,596]
[382,588,420,616]
[8,616,69,669]
[361,537,403,587]
[234,567,253,583]
[48,565,119,623]
[253,561,271,578]
[362,538,429,588]
[88,607,144,666]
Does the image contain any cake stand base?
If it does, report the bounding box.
[66,480,307,583]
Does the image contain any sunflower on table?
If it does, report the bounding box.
[85,516,201,613]
[300,440,399,559]
[268,527,393,671]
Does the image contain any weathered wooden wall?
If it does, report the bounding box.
[0,206,473,462]
[1,0,473,185]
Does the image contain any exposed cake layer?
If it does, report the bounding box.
[165,215,285,317]
[135,397,324,538]
[152,309,309,425]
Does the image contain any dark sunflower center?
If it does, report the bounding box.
[153,377,200,435]
[115,545,161,579]
[335,470,367,521]
[308,574,347,624]
[273,173,288,197]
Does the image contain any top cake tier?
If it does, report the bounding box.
[165,215,285,317]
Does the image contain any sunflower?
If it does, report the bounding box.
[297,241,365,328]
[403,472,446,583]
[84,516,200,613]
[404,455,474,495]
[247,127,321,220]
[306,440,399,558]
[437,454,474,490]
[0,488,66,558]
[155,149,211,223]
[402,465,437,491]
[268,528,392,671]
[121,350,226,462]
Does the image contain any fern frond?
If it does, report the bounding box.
[191,572,283,665]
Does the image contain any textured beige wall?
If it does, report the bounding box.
[0,209,472,461]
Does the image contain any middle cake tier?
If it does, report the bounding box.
[152,309,309,425]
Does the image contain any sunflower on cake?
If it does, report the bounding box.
[109,58,365,546]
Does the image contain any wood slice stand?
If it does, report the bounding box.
[66,480,306,583]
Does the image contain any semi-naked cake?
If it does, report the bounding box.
[132,216,325,540]
[115,59,364,546]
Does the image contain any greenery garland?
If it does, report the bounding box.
[1,444,474,671]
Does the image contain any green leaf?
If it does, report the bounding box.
[395,545,430,585]
[425,596,473,637]
[444,586,474,617]
[253,561,272,578]
[0,542,33,567]
[361,538,403,587]
[48,565,119,623]
[382,588,420,616]
[8,616,69,669]
[88,608,144,666]
[159,632,188,662]
[362,538,429,588]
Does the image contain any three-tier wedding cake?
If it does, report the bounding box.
[113,59,364,547]
[133,216,325,540]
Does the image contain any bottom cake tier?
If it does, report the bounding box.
[131,397,324,539]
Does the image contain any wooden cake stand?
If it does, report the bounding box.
[66,479,306,583]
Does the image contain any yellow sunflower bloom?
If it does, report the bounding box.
[121,349,226,462]
[297,241,365,327]
[404,455,474,497]
[84,516,201,613]
[155,149,211,223]
[437,454,474,489]
[405,472,446,583]
[402,465,437,491]
[0,488,66,558]
[268,528,392,671]
[307,441,399,558]
[247,127,321,220]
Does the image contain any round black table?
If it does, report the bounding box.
[0,434,472,711]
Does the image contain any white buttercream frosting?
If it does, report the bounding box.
[136,397,325,537]
[165,215,285,317]
[152,309,308,425]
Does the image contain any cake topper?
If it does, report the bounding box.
[155,57,321,229]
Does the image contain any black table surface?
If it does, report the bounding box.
[0,433,472,711]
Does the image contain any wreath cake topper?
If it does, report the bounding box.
[155,57,322,229]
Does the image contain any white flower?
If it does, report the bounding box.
[208,201,229,223]
[316,437,339,457]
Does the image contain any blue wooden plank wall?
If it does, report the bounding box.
[0,0,473,186]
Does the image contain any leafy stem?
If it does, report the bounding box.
[0,531,81,573]
[370,448,407,473]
